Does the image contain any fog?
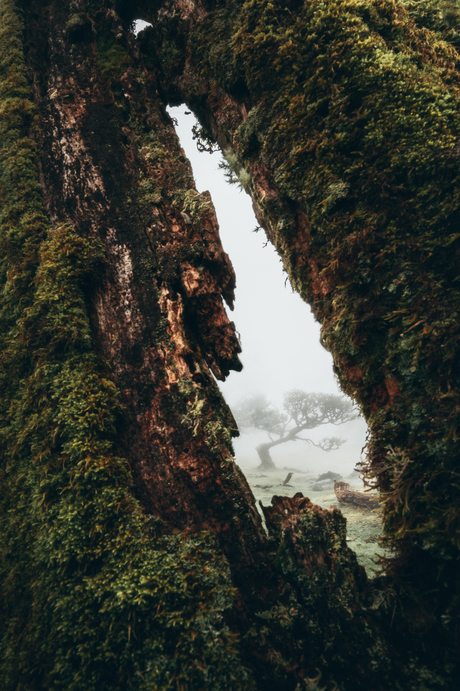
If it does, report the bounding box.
[133,20,368,481]
[164,106,368,476]
[127,20,378,574]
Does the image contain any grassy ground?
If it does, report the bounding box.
[242,466,384,576]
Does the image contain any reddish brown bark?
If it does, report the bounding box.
[135,4,460,683]
[5,1,458,687]
[22,0,265,570]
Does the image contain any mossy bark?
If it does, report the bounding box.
[1,0,459,689]
[20,0,268,563]
[145,0,460,629]
[0,1,263,688]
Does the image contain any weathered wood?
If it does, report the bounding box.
[143,0,460,574]
[282,472,293,486]
[21,0,266,567]
[144,0,460,613]
[334,481,380,510]
[136,0,460,684]
[1,0,460,688]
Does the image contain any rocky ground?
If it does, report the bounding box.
[242,466,385,576]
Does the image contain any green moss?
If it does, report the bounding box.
[156,2,460,681]
[403,0,460,45]
[185,0,460,564]
[97,32,130,84]
[66,13,93,43]
[0,4,256,688]
[178,377,234,453]
[178,188,213,220]
[6,0,460,685]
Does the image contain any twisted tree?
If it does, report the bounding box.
[1,0,460,689]
[235,390,356,469]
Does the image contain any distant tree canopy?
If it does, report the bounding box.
[234,390,357,469]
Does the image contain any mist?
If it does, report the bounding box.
[168,106,368,476]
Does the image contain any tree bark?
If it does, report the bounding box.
[1,0,460,689]
[256,425,321,470]
[147,0,460,621]
[20,0,266,566]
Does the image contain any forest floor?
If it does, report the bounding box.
[242,466,385,576]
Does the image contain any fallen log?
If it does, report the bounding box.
[334,481,380,510]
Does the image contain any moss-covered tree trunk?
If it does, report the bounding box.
[19,0,268,564]
[1,0,459,689]
[143,0,460,667]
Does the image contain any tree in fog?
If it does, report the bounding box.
[4,0,460,686]
[234,391,357,469]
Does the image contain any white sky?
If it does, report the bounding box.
[132,24,367,472]
[168,108,340,404]
[168,107,368,471]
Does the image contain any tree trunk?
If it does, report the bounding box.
[255,429,301,469]
[256,422,312,469]
[147,0,460,657]
[16,0,266,564]
[1,0,459,689]
[255,442,277,470]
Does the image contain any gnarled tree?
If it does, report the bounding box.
[1,0,460,689]
[234,390,356,469]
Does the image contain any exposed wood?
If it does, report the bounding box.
[1,0,460,688]
[20,0,266,571]
[334,481,380,511]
